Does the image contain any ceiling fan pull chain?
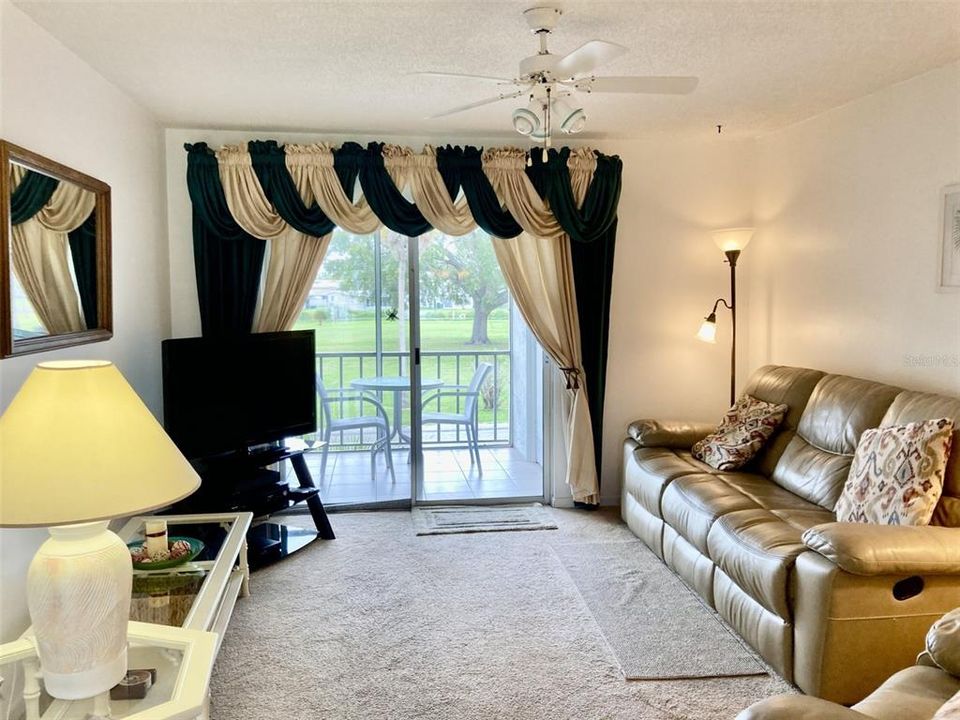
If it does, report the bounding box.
[545,86,552,149]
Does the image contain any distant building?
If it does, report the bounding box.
[305,278,366,319]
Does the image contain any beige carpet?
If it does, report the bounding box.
[210,508,794,719]
[552,540,767,680]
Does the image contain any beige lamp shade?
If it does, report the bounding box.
[0,360,200,527]
[712,227,754,253]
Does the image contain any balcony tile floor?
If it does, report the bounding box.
[293,447,543,506]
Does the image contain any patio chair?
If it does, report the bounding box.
[316,377,395,484]
[421,362,493,473]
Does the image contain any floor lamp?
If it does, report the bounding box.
[696,228,753,406]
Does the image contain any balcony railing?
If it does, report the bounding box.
[315,350,511,451]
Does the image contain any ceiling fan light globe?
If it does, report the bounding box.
[529,126,549,142]
[561,107,587,134]
[512,107,539,136]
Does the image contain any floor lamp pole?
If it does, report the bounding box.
[725,250,740,406]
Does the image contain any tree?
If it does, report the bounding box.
[421,230,507,345]
[323,228,507,345]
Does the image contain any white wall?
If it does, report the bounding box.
[595,136,755,502]
[747,61,960,395]
[0,1,168,641]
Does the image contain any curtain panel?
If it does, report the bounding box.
[183,141,621,504]
[9,166,95,334]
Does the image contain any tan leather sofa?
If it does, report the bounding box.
[621,365,960,704]
[736,651,960,719]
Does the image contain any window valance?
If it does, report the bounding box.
[184,141,621,244]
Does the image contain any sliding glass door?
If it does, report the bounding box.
[413,230,545,504]
[293,228,545,508]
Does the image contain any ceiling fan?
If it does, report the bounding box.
[412,6,699,146]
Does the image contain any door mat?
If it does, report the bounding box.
[412,504,558,535]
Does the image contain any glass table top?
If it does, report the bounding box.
[122,514,247,630]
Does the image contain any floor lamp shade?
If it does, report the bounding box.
[0,360,201,699]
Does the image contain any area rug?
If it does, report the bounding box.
[210,509,794,719]
[552,539,768,680]
[412,503,558,535]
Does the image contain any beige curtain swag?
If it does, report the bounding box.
[198,142,614,503]
[216,145,333,333]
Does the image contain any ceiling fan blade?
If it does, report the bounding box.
[427,90,525,120]
[554,40,627,79]
[575,76,699,95]
[409,71,517,84]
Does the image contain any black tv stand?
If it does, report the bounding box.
[169,444,334,568]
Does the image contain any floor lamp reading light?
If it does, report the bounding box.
[0,361,200,700]
[696,228,754,406]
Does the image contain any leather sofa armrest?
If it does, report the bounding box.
[736,695,868,720]
[802,523,960,576]
[626,419,715,449]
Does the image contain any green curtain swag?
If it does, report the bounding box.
[248,140,351,237]
[438,145,524,238]
[183,140,621,493]
[186,143,267,335]
[353,142,432,236]
[11,169,59,225]
[67,213,98,329]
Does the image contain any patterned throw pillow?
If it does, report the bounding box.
[835,418,954,526]
[691,395,789,471]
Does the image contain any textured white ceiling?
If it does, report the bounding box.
[12,0,960,139]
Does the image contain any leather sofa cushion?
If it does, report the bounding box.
[708,506,835,618]
[623,445,718,519]
[663,474,759,554]
[772,374,902,510]
[854,665,960,720]
[663,471,817,555]
[740,365,826,477]
[883,392,960,527]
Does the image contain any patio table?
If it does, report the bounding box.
[350,375,443,443]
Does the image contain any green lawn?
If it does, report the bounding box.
[294,308,509,352]
[293,308,511,444]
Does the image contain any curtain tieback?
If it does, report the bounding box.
[560,367,581,391]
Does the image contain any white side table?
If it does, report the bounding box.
[0,621,216,720]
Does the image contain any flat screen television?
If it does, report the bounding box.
[162,330,317,459]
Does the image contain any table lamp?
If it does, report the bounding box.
[0,360,200,699]
[696,228,753,405]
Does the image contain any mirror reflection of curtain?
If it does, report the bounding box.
[68,214,98,329]
[9,165,94,334]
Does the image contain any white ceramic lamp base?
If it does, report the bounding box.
[27,521,133,699]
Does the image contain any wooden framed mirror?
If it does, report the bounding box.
[0,141,112,358]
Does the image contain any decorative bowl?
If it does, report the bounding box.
[128,536,204,571]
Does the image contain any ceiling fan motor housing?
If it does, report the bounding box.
[523,6,562,33]
[519,52,560,79]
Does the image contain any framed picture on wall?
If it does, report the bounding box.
[940,183,960,292]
